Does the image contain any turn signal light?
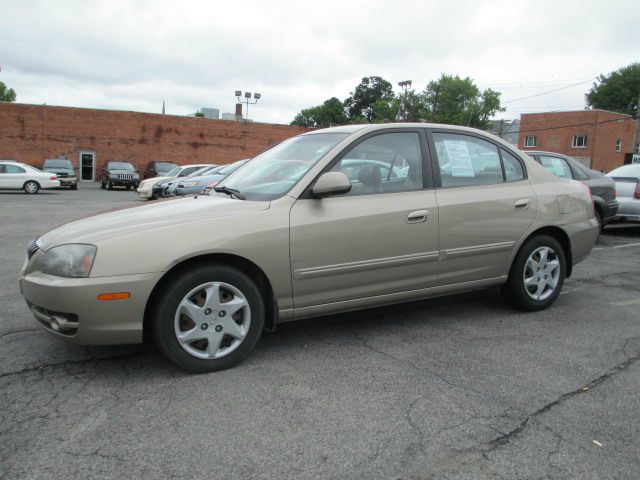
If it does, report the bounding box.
[97,292,131,301]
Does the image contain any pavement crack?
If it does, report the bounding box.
[487,345,640,452]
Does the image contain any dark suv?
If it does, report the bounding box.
[525,151,618,229]
[100,161,140,190]
[42,158,77,189]
[143,161,177,179]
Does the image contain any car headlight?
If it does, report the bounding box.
[32,244,97,278]
[181,181,201,187]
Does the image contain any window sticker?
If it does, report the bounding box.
[444,140,475,177]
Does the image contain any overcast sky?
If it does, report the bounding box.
[1,0,638,124]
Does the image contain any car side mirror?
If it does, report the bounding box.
[312,172,351,198]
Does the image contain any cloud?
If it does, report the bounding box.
[0,0,638,124]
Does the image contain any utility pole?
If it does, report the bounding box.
[632,95,640,156]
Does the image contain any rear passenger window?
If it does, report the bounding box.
[433,133,502,187]
[501,149,525,182]
[538,155,572,179]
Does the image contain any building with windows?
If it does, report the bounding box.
[518,110,637,172]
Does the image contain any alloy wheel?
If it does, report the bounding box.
[523,246,560,301]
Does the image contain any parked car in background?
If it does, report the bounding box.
[173,161,248,196]
[99,161,140,190]
[42,158,77,189]
[20,123,599,373]
[525,151,618,229]
[201,160,249,194]
[143,161,178,179]
[137,163,214,200]
[0,160,60,194]
[606,164,640,224]
[162,165,224,197]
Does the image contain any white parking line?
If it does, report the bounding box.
[593,241,640,251]
[610,299,640,306]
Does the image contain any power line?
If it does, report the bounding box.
[518,116,634,135]
[503,79,595,104]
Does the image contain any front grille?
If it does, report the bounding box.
[27,239,39,259]
[116,173,134,180]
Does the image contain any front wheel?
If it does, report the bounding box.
[152,265,265,373]
[24,181,40,194]
[107,181,113,190]
[503,235,566,311]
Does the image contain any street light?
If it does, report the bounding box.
[397,80,412,121]
[235,90,261,122]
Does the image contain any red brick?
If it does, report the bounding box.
[518,110,637,172]
[0,103,311,173]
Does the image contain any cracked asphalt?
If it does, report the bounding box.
[1,184,639,479]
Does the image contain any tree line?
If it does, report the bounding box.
[291,63,640,128]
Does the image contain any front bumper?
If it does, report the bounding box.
[108,177,139,187]
[20,270,162,345]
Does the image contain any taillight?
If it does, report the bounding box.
[634,183,640,200]
[50,176,58,180]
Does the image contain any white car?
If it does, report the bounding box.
[0,160,60,194]
[136,164,214,199]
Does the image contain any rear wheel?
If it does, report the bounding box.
[503,235,565,311]
[24,181,40,194]
[594,210,603,232]
[152,265,265,372]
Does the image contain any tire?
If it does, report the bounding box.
[152,265,265,373]
[24,180,40,194]
[107,180,113,190]
[126,185,131,190]
[503,235,566,311]
[594,210,603,232]
[71,184,78,190]
[100,180,106,189]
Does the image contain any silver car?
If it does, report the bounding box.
[606,164,640,223]
[19,124,599,372]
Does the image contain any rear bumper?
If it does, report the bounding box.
[613,198,640,222]
[601,200,619,223]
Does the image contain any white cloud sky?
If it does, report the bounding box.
[1,0,638,124]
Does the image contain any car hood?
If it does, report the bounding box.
[39,196,270,247]
[108,169,137,174]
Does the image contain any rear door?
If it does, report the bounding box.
[429,130,537,285]
[0,164,27,189]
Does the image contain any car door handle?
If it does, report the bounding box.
[514,198,530,209]
[407,209,429,223]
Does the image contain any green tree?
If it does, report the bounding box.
[194,111,205,117]
[0,81,17,102]
[291,97,348,127]
[343,76,394,122]
[421,74,504,129]
[586,63,640,116]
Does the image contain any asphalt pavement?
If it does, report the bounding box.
[1,183,639,479]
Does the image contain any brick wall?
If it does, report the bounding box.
[518,110,636,172]
[0,102,311,176]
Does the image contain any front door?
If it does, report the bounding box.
[289,130,439,314]
[79,152,95,181]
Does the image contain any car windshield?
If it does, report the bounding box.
[109,162,135,171]
[219,160,247,175]
[156,162,177,173]
[165,167,181,177]
[44,159,72,168]
[186,166,214,178]
[608,165,640,177]
[221,133,348,200]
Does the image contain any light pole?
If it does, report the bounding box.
[397,80,412,121]
[235,90,261,122]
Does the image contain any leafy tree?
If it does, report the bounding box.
[396,90,427,122]
[0,81,16,102]
[194,111,205,117]
[422,74,503,129]
[586,63,640,117]
[291,97,348,127]
[343,76,394,122]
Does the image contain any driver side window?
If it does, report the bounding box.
[329,132,423,195]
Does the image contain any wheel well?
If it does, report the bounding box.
[23,180,40,188]
[142,253,277,343]
[519,226,573,277]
